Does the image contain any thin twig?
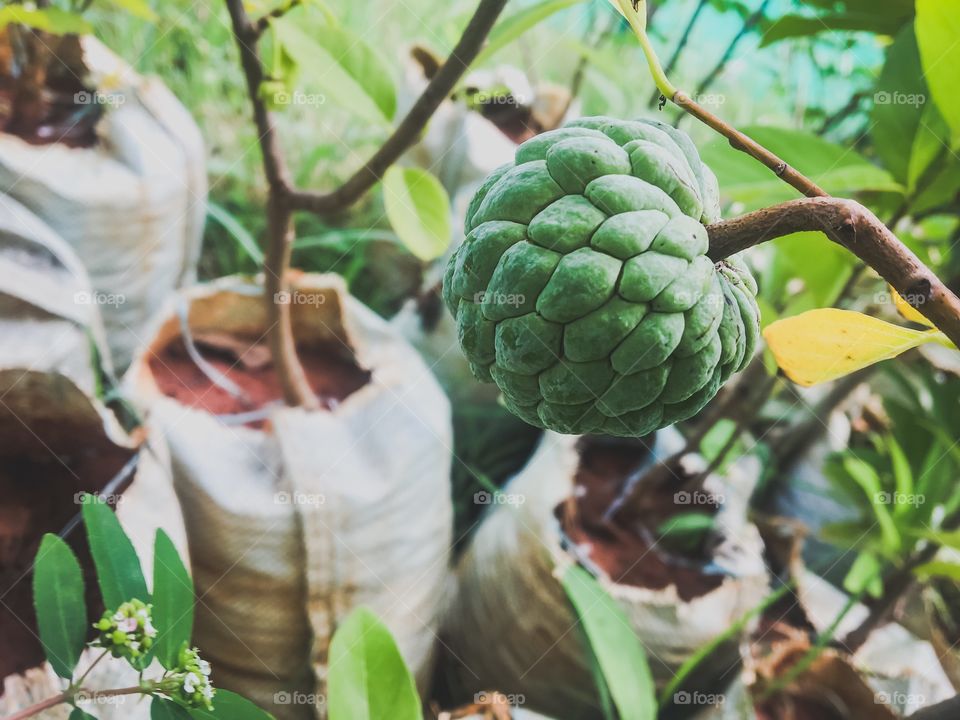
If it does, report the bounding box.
[286,0,510,214]
[676,91,827,197]
[705,197,960,347]
[223,0,509,406]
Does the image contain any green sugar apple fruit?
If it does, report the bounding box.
[442,116,760,437]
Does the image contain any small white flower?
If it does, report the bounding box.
[183,675,197,694]
[198,659,211,676]
[113,611,125,622]
[201,684,214,700]
[143,619,157,638]
[117,617,137,633]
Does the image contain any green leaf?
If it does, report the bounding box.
[914,560,960,582]
[844,457,901,555]
[382,166,451,262]
[701,127,901,211]
[153,529,194,670]
[33,535,87,679]
[472,0,584,68]
[886,437,913,517]
[82,494,149,609]
[0,6,92,34]
[272,15,394,125]
[761,7,912,47]
[206,203,264,266]
[871,26,927,184]
[916,0,960,146]
[327,608,421,720]
[190,690,274,720]
[766,232,855,314]
[103,0,158,22]
[657,513,715,538]
[152,698,193,720]
[70,709,98,720]
[561,565,656,720]
[843,552,883,598]
[908,100,953,195]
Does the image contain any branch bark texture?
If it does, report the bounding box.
[706,197,960,349]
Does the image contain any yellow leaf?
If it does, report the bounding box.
[763,308,942,386]
[889,285,935,327]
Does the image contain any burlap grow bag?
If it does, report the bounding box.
[443,432,769,720]
[126,275,453,720]
[0,194,111,392]
[0,371,186,719]
[0,36,206,369]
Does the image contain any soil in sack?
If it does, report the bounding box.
[559,436,724,601]
[149,335,371,427]
[0,396,134,683]
[0,31,100,148]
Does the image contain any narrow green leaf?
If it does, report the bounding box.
[189,690,274,720]
[472,0,584,68]
[561,565,656,720]
[886,437,913,517]
[382,166,451,262]
[152,698,193,720]
[153,529,194,670]
[33,534,87,679]
[206,202,264,266]
[327,608,421,720]
[103,0,158,22]
[844,457,901,555]
[761,9,912,46]
[0,6,92,34]
[907,101,951,195]
[871,26,927,184]
[914,560,960,582]
[82,494,149,609]
[272,16,393,126]
[916,0,960,146]
[843,552,883,598]
[657,513,715,538]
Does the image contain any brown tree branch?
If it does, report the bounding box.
[286,0,510,214]
[705,197,960,348]
[224,0,508,406]
[675,91,827,198]
[224,0,313,406]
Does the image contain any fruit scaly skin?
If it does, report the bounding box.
[443,116,760,437]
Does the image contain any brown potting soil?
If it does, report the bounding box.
[560,436,723,602]
[149,336,371,428]
[0,439,132,683]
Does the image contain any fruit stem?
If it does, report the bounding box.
[614,0,676,99]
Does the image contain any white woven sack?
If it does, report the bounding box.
[0,36,206,369]
[126,274,453,720]
[0,194,111,392]
[443,432,769,720]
